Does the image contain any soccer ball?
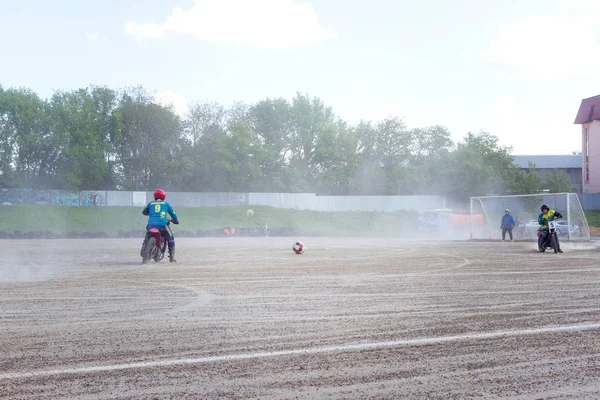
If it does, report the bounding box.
[246,209,254,217]
[292,241,305,254]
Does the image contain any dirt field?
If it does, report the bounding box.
[2,237,600,399]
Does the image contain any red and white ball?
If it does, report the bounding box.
[292,241,305,254]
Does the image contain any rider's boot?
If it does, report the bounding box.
[168,246,177,263]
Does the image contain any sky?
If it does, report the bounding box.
[2,0,600,155]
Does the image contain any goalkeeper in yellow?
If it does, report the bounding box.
[538,204,563,253]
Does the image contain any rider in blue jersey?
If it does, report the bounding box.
[142,189,180,262]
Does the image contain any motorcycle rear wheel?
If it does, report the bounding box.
[142,236,156,264]
[154,240,167,262]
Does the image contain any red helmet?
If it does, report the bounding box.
[154,189,166,200]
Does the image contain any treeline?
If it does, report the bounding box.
[0,84,573,200]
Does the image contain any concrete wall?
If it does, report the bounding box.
[106,191,132,206]
[534,168,583,193]
[144,192,248,207]
[583,120,600,193]
[248,193,446,211]
[5,189,600,210]
[579,193,600,210]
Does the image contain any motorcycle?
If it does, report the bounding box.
[537,218,560,253]
[513,223,529,240]
[141,220,171,264]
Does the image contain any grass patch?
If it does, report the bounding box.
[0,205,417,236]
[584,211,600,228]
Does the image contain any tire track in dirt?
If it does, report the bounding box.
[2,322,600,381]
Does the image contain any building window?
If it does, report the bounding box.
[585,127,590,182]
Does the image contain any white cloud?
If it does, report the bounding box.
[86,32,100,41]
[154,90,190,117]
[125,21,165,42]
[485,95,581,155]
[481,0,600,79]
[124,0,337,48]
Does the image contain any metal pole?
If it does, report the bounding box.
[566,193,571,240]
[470,197,474,240]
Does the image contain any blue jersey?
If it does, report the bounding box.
[142,200,178,228]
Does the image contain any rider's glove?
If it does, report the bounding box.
[172,220,179,224]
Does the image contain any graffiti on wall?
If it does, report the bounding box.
[80,191,106,206]
[0,189,108,206]
[22,189,52,205]
[52,191,80,206]
[0,189,20,206]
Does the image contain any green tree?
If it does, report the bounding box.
[50,87,117,190]
[248,97,292,191]
[408,125,453,195]
[288,93,337,190]
[505,162,546,194]
[546,169,576,193]
[184,101,225,146]
[113,87,181,190]
[352,117,415,195]
[352,121,382,194]
[212,121,268,191]
[410,125,453,160]
[313,122,360,194]
[439,132,515,200]
[0,87,58,188]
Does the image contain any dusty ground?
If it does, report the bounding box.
[1,237,600,399]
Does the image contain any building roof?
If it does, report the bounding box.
[513,155,581,169]
[574,95,600,124]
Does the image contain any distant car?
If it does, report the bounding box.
[554,220,582,236]
[525,220,541,230]
[526,219,577,236]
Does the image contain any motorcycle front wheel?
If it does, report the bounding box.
[538,236,545,252]
[551,235,558,254]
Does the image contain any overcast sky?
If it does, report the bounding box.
[2,0,599,155]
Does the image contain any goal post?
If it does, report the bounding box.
[470,193,590,241]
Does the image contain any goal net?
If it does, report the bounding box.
[470,193,590,241]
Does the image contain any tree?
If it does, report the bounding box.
[211,121,269,191]
[49,87,118,190]
[408,125,453,195]
[288,93,338,190]
[3,83,569,198]
[546,169,576,193]
[351,117,415,195]
[0,86,20,187]
[248,97,292,191]
[505,162,546,194]
[439,132,516,200]
[410,125,453,160]
[184,101,225,146]
[0,87,58,188]
[113,87,181,190]
[352,121,382,194]
[439,147,496,199]
[313,122,360,194]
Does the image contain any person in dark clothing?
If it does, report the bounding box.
[500,209,515,241]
